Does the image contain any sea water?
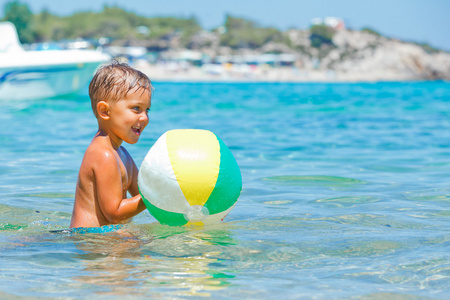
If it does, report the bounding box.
[0,81,449,299]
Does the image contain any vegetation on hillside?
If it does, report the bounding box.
[219,15,284,49]
[2,1,202,46]
[1,0,325,51]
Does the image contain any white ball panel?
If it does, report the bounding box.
[138,133,189,213]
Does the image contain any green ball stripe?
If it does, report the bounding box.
[204,135,242,215]
[140,188,188,226]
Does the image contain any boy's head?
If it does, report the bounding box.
[89,61,153,118]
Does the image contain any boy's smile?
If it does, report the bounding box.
[132,125,142,135]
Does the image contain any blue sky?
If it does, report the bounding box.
[1,0,449,51]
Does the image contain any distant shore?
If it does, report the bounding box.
[131,28,450,83]
[136,63,432,83]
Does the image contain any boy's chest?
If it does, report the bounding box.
[117,151,133,190]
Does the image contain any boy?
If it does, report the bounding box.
[70,62,152,229]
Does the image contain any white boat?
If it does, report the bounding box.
[0,22,110,100]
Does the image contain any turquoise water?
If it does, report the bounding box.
[1,81,450,299]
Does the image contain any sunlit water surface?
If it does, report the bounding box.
[1,82,450,299]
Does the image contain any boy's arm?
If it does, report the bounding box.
[94,150,146,224]
[128,158,140,197]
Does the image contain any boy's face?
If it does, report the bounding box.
[108,89,151,145]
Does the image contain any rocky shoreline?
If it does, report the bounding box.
[135,29,450,82]
[137,64,446,83]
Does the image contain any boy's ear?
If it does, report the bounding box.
[97,101,110,120]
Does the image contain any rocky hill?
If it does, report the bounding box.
[137,28,450,82]
[254,28,450,81]
[323,30,449,80]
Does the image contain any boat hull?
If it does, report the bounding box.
[0,62,104,100]
[0,50,109,100]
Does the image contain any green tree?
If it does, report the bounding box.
[35,6,202,46]
[144,17,201,38]
[309,24,335,48]
[361,27,381,36]
[33,8,60,42]
[220,15,283,49]
[179,16,202,47]
[3,0,34,43]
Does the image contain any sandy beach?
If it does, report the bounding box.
[136,63,424,83]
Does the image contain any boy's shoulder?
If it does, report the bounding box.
[83,136,118,167]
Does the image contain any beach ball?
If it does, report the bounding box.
[138,129,242,226]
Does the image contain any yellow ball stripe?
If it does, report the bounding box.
[166,129,220,206]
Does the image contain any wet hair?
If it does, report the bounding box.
[89,61,153,117]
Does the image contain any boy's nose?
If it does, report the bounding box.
[139,112,149,122]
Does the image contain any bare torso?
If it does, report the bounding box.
[70,134,138,228]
